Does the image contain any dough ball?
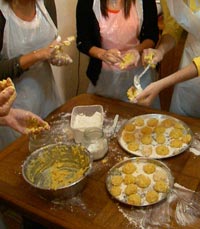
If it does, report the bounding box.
[170,139,183,148]
[136,174,151,188]
[143,163,156,174]
[154,180,168,193]
[127,193,141,206]
[123,174,136,185]
[156,145,169,156]
[127,141,139,151]
[141,126,153,135]
[141,146,153,157]
[111,175,123,186]
[147,118,158,127]
[122,162,137,174]
[141,135,152,145]
[181,134,192,144]
[110,186,121,197]
[154,125,166,134]
[146,190,159,203]
[155,134,166,144]
[134,117,144,126]
[161,118,175,128]
[124,123,136,132]
[123,132,135,143]
[125,184,138,195]
[169,128,184,139]
[153,170,167,182]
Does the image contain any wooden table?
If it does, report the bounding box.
[0,94,200,229]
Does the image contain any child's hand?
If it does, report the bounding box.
[118,49,140,70]
[2,108,50,135]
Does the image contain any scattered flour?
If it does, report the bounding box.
[118,183,200,228]
[47,112,200,228]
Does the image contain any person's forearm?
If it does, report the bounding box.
[135,39,155,54]
[0,115,6,125]
[89,39,155,60]
[19,48,50,70]
[88,46,106,60]
[156,34,176,57]
[159,62,198,90]
[19,52,41,70]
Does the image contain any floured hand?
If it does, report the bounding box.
[118,49,140,70]
[142,48,163,67]
[50,36,75,66]
[0,108,50,135]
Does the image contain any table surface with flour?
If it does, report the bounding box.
[0,93,200,229]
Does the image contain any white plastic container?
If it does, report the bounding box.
[70,105,104,143]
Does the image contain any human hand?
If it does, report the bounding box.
[133,81,161,107]
[118,49,140,69]
[2,108,50,135]
[0,78,16,116]
[100,49,123,65]
[142,48,164,67]
[127,86,142,102]
[50,53,73,66]
[50,36,74,66]
[34,40,58,61]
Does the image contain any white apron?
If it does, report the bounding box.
[88,0,160,109]
[0,0,62,150]
[167,0,200,117]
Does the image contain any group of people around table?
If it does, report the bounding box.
[0,0,200,228]
[76,0,200,119]
[0,0,200,150]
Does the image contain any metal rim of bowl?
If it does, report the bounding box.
[22,143,92,191]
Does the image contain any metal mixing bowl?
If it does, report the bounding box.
[22,143,92,200]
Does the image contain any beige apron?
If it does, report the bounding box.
[0,0,62,150]
[167,0,200,117]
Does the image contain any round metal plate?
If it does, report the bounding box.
[106,157,174,207]
[117,114,192,159]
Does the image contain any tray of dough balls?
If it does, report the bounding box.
[106,157,174,206]
[117,114,192,159]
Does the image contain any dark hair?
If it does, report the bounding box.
[101,0,135,18]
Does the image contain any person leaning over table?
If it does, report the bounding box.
[0,78,49,229]
[0,77,16,116]
[135,0,200,118]
[0,78,49,135]
[76,0,160,108]
[0,0,72,150]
